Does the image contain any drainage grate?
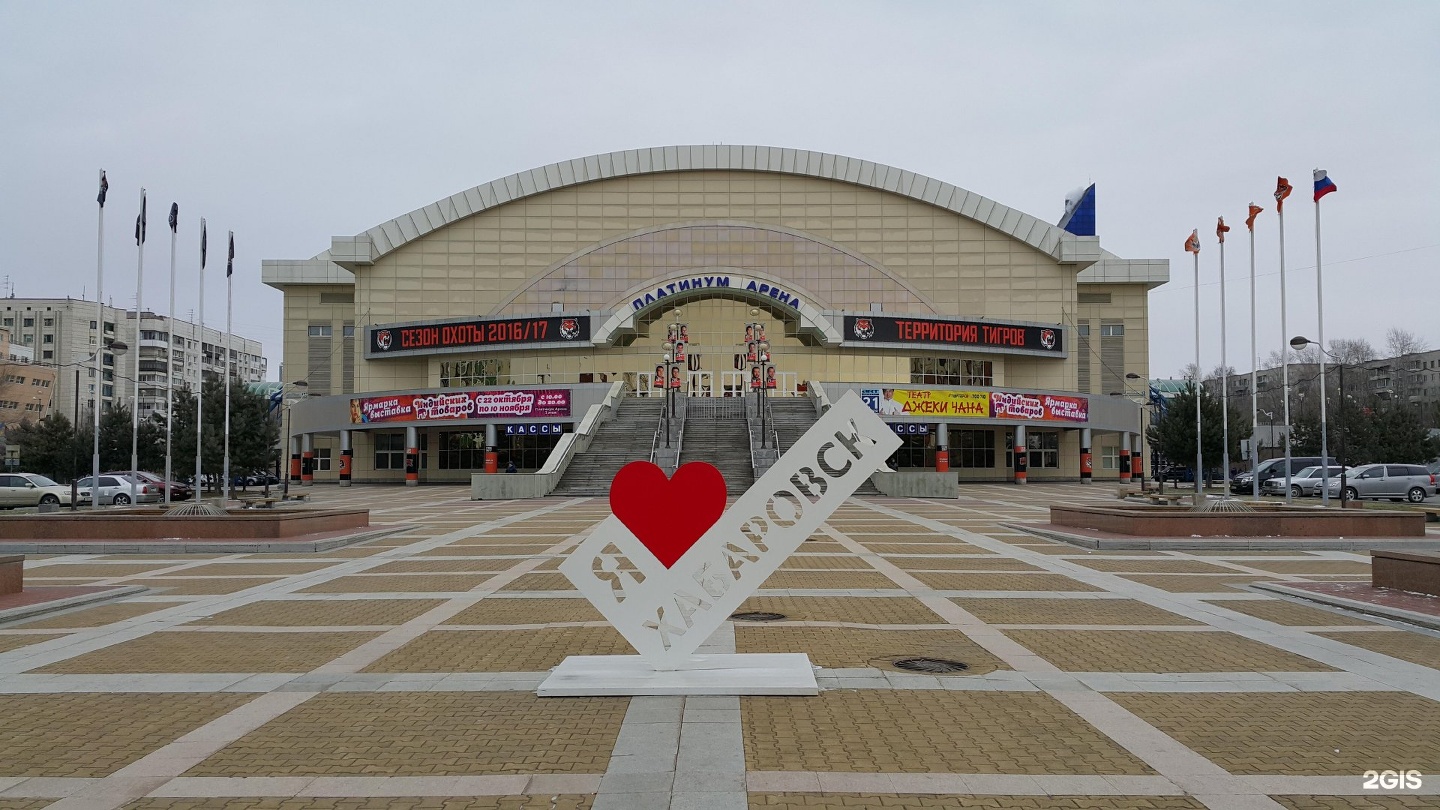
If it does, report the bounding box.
[892,657,969,673]
[729,611,787,622]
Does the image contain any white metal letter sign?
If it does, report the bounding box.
[540,391,900,696]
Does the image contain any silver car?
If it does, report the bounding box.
[1325,463,1437,503]
[74,474,161,506]
[1262,465,1348,498]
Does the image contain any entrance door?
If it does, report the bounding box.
[688,371,714,397]
[720,371,746,398]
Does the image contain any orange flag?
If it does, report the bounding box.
[1274,177,1293,213]
[1216,217,1231,243]
[1245,203,1263,231]
[1184,229,1200,254]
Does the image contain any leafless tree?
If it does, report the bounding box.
[1328,337,1376,365]
[1385,327,1429,358]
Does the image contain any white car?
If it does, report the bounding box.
[1260,465,1348,498]
[0,473,75,508]
[74,474,161,506]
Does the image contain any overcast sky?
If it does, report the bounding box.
[2,1,1436,381]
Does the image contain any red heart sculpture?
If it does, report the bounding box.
[610,461,727,569]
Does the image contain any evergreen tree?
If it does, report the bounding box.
[1146,381,1251,479]
[170,375,279,491]
[10,414,77,481]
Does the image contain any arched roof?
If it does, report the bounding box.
[320,145,1101,268]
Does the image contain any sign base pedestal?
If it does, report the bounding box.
[537,653,818,697]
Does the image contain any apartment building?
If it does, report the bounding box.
[0,298,266,423]
[0,326,58,433]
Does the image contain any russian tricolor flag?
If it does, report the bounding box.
[1313,169,1338,202]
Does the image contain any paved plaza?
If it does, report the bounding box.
[2,484,1439,810]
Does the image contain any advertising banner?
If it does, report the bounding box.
[861,388,1089,423]
[844,314,1062,356]
[350,389,572,424]
[989,391,1089,422]
[367,315,590,358]
[861,388,989,417]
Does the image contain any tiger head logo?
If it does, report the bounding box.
[560,318,580,340]
[1040,329,1056,350]
[853,318,874,340]
[375,330,393,351]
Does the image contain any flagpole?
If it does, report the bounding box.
[1192,236,1203,502]
[1315,178,1331,506]
[196,219,206,500]
[223,231,233,505]
[93,171,106,509]
[1218,221,1230,497]
[1248,208,1259,500]
[130,189,146,507]
[164,206,177,505]
[1278,193,1293,505]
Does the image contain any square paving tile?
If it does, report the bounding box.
[885,556,1041,571]
[35,631,379,674]
[1068,559,1238,574]
[130,577,284,595]
[443,597,603,625]
[760,571,898,589]
[735,596,945,625]
[954,598,1204,626]
[500,572,577,592]
[0,693,251,777]
[750,797,1206,809]
[1119,574,1272,593]
[177,562,336,577]
[189,599,444,627]
[1242,560,1374,575]
[185,692,625,775]
[778,555,875,570]
[1111,692,1440,775]
[742,690,1154,774]
[0,633,65,653]
[736,626,1006,674]
[127,800,595,810]
[24,563,174,578]
[912,572,1104,592]
[11,601,172,629]
[1318,629,1440,669]
[1270,798,1440,809]
[1206,599,1380,627]
[362,626,631,672]
[1001,629,1337,672]
[301,574,495,593]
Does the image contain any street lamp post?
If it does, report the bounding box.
[86,339,128,509]
[278,381,308,499]
[1291,336,1347,508]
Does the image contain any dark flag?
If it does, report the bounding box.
[135,193,147,245]
[97,171,109,207]
[168,203,179,233]
[226,232,234,277]
[201,220,208,268]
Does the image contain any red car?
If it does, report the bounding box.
[103,471,193,501]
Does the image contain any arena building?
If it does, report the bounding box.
[263,146,1166,492]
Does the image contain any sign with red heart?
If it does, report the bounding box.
[558,391,901,669]
[609,461,727,569]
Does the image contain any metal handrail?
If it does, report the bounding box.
[649,429,660,465]
[672,396,686,470]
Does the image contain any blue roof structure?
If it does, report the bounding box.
[1058,183,1096,237]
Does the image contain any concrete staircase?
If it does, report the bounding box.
[765,398,882,495]
[679,402,755,496]
[552,398,666,496]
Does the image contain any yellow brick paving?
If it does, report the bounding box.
[2,483,1437,808]
[741,691,1155,774]
[186,693,624,776]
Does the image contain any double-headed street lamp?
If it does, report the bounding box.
[660,309,685,449]
[1289,336,1345,507]
[746,310,773,448]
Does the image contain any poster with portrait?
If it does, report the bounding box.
[669,366,683,389]
[674,342,686,363]
[653,365,665,389]
[765,366,778,389]
[750,366,763,390]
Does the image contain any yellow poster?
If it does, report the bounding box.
[863,388,988,418]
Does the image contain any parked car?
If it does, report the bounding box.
[1324,463,1437,503]
[104,470,193,501]
[0,473,74,508]
[1231,456,1336,495]
[1261,465,1348,498]
[75,474,161,505]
